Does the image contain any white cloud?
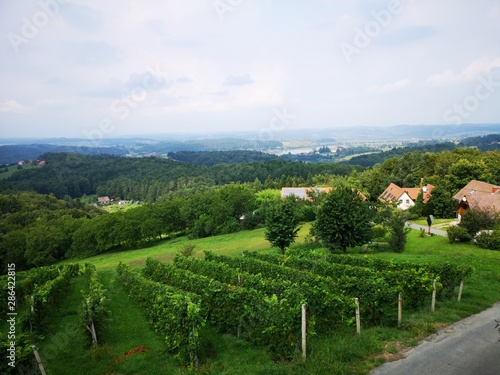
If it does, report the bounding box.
[488,5,500,19]
[224,73,254,86]
[425,57,500,86]
[0,100,24,113]
[367,79,410,93]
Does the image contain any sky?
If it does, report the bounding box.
[0,0,499,140]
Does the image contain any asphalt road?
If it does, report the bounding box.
[406,222,448,237]
[370,302,500,375]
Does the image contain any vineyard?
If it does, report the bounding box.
[0,263,105,374]
[0,247,476,373]
[115,251,473,368]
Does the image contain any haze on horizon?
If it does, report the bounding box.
[0,0,499,140]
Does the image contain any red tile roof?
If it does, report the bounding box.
[379,183,434,203]
[453,180,500,212]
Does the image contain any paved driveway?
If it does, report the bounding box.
[406,222,448,237]
[370,302,500,375]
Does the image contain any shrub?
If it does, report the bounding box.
[367,243,392,252]
[447,225,473,243]
[459,209,496,236]
[371,224,387,240]
[299,204,317,222]
[178,243,197,258]
[475,230,500,250]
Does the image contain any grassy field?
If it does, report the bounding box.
[0,164,39,180]
[340,151,380,161]
[101,201,142,213]
[24,226,500,374]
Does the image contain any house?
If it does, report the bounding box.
[453,180,500,221]
[97,196,111,204]
[281,187,332,200]
[379,182,434,210]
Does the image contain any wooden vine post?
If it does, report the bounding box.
[85,300,98,346]
[355,298,361,335]
[431,279,437,312]
[301,304,307,361]
[457,280,464,302]
[88,320,98,346]
[398,292,403,327]
[32,345,47,375]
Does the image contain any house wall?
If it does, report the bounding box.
[397,192,414,210]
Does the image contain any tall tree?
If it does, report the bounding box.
[313,187,374,253]
[264,197,301,254]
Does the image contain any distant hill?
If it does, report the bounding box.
[1,124,499,165]
[458,133,500,151]
[345,134,500,167]
[0,144,129,165]
[0,139,283,165]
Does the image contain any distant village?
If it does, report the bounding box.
[17,159,46,166]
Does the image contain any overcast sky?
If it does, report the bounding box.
[0,0,499,139]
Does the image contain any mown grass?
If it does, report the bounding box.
[0,164,39,180]
[35,225,500,374]
[101,202,142,213]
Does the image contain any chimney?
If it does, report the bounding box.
[493,186,500,193]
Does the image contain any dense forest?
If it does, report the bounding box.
[1,144,499,274]
[0,152,358,201]
[167,150,279,166]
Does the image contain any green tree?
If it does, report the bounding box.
[264,197,301,254]
[313,187,374,253]
[388,210,411,253]
[25,222,67,266]
[409,191,424,218]
[426,185,455,218]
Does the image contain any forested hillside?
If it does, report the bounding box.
[0,144,129,165]
[345,142,457,167]
[166,150,279,166]
[0,152,357,201]
[346,134,500,167]
[1,146,500,274]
